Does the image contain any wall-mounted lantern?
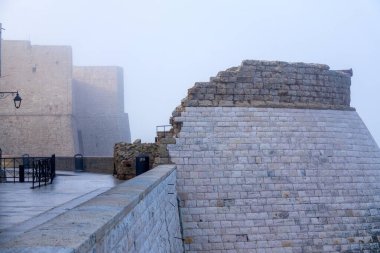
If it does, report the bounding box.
[0,24,22,109]
[0,23,22,109]
[0,91,22,109]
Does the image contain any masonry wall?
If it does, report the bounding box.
[0,40,130,156]
[113,138,175,180]
[0,40,73,115]
[1,115,77,156]
[168,61,380,252]
[169,108,380,252]
[73,66,131,156]
[181,60,351,110]
[0,40,78,156]
[0,165,184,253]
[74,114,130,156]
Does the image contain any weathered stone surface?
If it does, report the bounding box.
[114,139,174,180]
[171,60,354,139]
[114,142,160,180]
[169,107,380,252]
[167,60,380,252]
[176,60,352,112]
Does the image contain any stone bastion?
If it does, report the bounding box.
[2,60,379,253]
[168,60,380,252]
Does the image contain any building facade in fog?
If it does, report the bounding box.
[0,40,131,157]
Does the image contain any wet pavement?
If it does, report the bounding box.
[0,171,122,243]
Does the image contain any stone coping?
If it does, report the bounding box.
[0,164,176,253]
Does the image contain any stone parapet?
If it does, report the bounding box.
[0,165,183,253]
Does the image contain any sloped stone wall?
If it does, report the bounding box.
[169,107,380,252]
[168,61,380,252]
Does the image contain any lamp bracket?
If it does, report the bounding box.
[0,91,17,99]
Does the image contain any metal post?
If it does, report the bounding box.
[37,161,41,188]
[51,154,55,183]
[32,161,35,189]
[0,23,2,77]
[19,165,24,182]
[44,160,48,185]
[13,158,15,183]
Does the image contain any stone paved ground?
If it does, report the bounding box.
[0,171,121,243]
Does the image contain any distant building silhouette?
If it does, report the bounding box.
[0,40,130,156]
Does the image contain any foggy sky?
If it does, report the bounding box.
[1,0,379,144]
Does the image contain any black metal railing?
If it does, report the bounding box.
[31,155,55,189]
[1,156,29,183]
[0,155,55,188]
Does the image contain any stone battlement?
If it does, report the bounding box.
[181,60,352,110]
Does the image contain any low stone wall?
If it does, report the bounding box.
[56,156,114,174]
[114,138,175,180]
[0,165,184,253]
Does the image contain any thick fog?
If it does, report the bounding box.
[1,0,379,144]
